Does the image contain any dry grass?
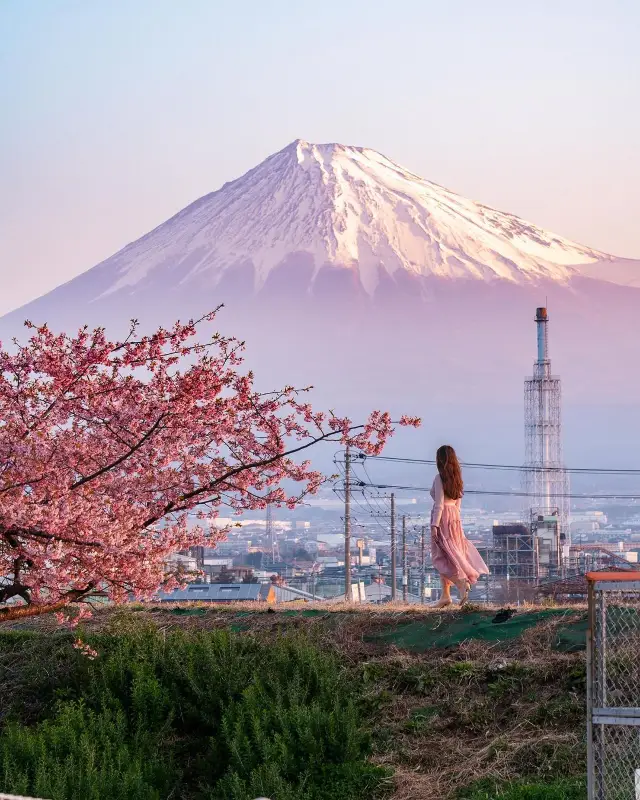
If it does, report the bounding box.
[357,613,587,798]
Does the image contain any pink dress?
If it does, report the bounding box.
[430,474,489,585]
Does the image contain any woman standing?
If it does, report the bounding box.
[430,445,488,608]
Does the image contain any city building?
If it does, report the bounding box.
[155,583,274,603]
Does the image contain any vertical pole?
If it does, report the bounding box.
[390,493,396,601]
[344,445,351,602]
[598,589,607,708]
[402,515,408,602]
[421,525,426,605]
[599,590,607,709]
[586,579,595,800]
[596,587,607,800]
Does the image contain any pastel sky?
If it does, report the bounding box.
[1,0,638,315]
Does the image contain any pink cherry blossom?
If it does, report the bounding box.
[73,637,99,659]
[0,308,420,622]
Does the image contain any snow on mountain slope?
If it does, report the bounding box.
[93,140,612,300]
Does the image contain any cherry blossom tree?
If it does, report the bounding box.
[0,309,419,622]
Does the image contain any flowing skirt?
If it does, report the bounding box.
[431,504,489,585]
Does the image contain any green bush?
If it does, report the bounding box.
[0,701,175,800]
[0,623,387,800]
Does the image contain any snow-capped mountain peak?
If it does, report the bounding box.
[75,141,621,301]
[3,140,640,447]
[95,139,610,300]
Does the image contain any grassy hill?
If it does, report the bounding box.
[0,604,588,800]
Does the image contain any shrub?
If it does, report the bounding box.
[0,701,176,800]
[0,624,387,800]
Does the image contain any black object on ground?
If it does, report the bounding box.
[492,608,517,624]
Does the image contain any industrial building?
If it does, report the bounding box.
[491,524,537,580]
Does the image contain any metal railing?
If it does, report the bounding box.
[587,571,640,800]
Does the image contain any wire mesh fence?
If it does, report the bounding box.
[587,573,640,800]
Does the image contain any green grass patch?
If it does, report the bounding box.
[457,776,586,799]
[0,619,388,800]
[405,705,440,732]
[166,606,208,616]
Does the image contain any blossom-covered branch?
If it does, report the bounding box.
[0,310,420,621]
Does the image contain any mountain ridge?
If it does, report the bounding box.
[3,141,640,467]
[32,139,624,310]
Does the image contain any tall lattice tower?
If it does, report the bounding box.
[266,504,279,563]
[524,308,569,572]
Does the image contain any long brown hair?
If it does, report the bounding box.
[436,445,463,500]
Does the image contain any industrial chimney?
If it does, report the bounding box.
[524,307,569,576]
[535,307,549,369]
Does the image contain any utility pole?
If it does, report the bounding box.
[390,493,396,601]
[421,525,426,605]
[344,445,351,602]
[402,515,408,602]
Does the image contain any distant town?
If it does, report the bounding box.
[159,487,640,607]
[160,307,640,608]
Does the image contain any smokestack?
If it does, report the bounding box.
[524,306,569,571]
[535,307,548,364]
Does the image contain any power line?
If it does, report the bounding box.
[359,492,392,535]
[332,485,391,538]
[355,454,640,476]
[350,480,640,501]
[334,456,392,537]
[360,460,389,512]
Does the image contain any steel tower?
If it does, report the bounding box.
[266,503,279,563]
[524,308,569,570]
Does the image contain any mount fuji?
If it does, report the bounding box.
[3,140,640,463]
